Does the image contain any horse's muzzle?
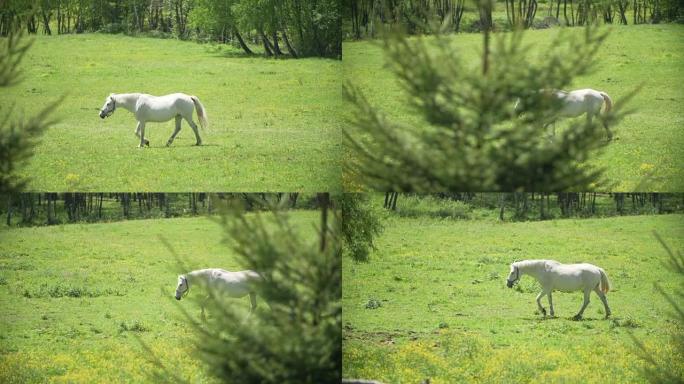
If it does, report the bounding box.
[175,296,181,301]
[506,280,514,288]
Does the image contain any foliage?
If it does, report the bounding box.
[631,233,684,383]
[0,193,314,227]
[187,201,341,383]
[0,0,342,58]
[343,0,683,39]
[338,193,384,262]
[345,25,684,191]
[391,194,472,219]
[345,23,638,191]
[0,215,255,383]
[0,30,58,194]
[342,213,684,382]
[369,193,684,222]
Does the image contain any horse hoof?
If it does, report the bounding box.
[572,315,582,321]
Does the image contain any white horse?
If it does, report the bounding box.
[174,268,262,319]
[99,93,208,148]
[506,259,612,320]
[515,88,614,139]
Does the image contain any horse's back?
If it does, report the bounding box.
[549,262,603,291]
[213,269,260,283]
[135,93,194,121]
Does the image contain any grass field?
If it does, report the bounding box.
[342,211,684,383]
[0,211,318,383]
[343,24,684,191]
[0,34,341,191]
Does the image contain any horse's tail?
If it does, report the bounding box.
[598,268,611,293]
[599,91,613,114]
[191,96,208,129]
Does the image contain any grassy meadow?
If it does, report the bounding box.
[0,211,318,383]
[0,34,341,191]
[343,24,684,191]
[342,211,684,383]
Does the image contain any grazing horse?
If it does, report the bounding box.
[515,89,614,139]
[174,268,262,319]
[506,259,612,320]
[99,93,208,148]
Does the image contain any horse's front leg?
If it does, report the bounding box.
[137,122,147,148]
[536,291,547,317]
[134,122,149,147]
[548,291,555,317]
[167,115,182,147]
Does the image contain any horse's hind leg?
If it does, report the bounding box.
[573,290,591,320]
[594,286,611,319]
[201,295,209,321]
[166,115,182,147]
[184,116,202,146]
[134,122,149,147]
[249,292,257,313]
[536,291,547,317]
[603,121,613,140]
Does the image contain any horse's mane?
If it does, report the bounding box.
[513,259,560,269]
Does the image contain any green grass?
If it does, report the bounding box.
[342,212,684,383]
[343,24,684,191]
[0,211,319,383]
[0,34,341,191]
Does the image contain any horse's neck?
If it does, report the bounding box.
[186,269,211,283]
[518,260,546,280]
[113,93,140,112]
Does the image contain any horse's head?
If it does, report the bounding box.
[506,264,520,288]
[99,94,116,119]
[175,275,189,300]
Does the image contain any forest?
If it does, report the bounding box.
[0,192,319,226]
[344,0,683,37]
[0,0,341,57]
[379,192,684,221]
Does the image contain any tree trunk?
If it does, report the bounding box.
[6,195,13,226]
[259,30,275,56]
[42,10,52,35]
[233,29,253,54]
[318,193,329,252]
[281,30,298,58]
[271,31,283,56]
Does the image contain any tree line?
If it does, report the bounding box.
[344,0,682,38]
[0,0,341,58]
[382,192,684,220]
[2,192,314,226]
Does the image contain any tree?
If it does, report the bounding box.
[172,196,341,383]
[631,233,684,383]
[339,193,383,262]
[0,29,59,194]
[344,23,636,191]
